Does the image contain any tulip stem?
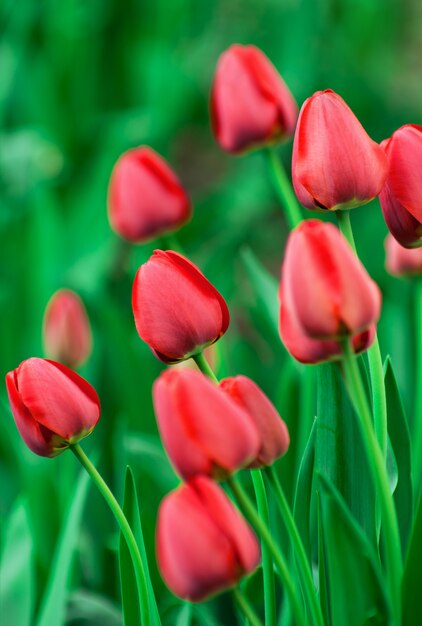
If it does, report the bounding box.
[341,340,402,625]
[233,587,264,626]
[192,351,219,383]
[70,444,151,626]
[228,476,307,626]
[160,232,185,255]
[264,466,324,626]
[266,148,302,229]
[413,278,422,496]
[251,471,277,626]
[336,210,388,460]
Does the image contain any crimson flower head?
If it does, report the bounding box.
[380,125,422,248]
[108,146,191,243]
[279,220,381,362]
[43,289,92,368]
[156,476,260,601]
[153,369,260,480]
[220,375,290,467]
[6,358,100,458]
[211,44,298,154]
[132,250,229,363]
[292,90,387,211]
[385,234,422,277]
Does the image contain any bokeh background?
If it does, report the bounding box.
[1,1,420,624]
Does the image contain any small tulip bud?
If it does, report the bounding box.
[132,250,230,363]
[43,289,92,368]
[385,234,422,277]
[156,476,260,601]
[279,220,381,346]
[211,44,298,154]
[220,376,289,467]
[292,90,387,211]
[5,358,100,457]
[380,125,422,248]
[108,146,191,243]
[153,369,260,480]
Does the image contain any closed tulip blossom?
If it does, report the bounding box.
[153,369,260,480]
[108,146,191,243]
[43,289,92,368]
[292,90,387,211]
[5,358,100,457]
[380,125,422,248]
[385,234,422,277]
[220,375,290,466]
[211,44,298,154]
[132,250,229,363]
[279,220,381,354]
[156,476,260,601]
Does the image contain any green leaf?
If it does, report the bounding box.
[316,361,376,543]
[402,490,422,625]
[0,500,34,626]
[119,465,161,626]
[293,420,316,562]
[66,590,123,625]
[36,465,91,626]
[384,357,413,554]
[318,474,389,626]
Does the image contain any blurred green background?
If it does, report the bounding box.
[0,0,420,624]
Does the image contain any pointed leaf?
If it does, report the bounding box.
[294,420,316,562]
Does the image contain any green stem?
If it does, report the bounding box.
[265,467,324,626]
[228,476,307,626]
[71,444,150,626]
[251,471,277,626]
[336,210,388,460]
[160,232,185,254]
[341,340,402,625]
[233,587,264,626]
[192,351,219,383]
[265,148,302,229]
[413,278,422,494]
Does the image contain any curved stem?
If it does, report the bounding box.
[336,210,388,460]
[265,466,324,626]
[251,471,277,626]
[341,340,402,625]
[193,352,219,383]
[228,476,307,626]
[413,278,422,494]
[71,444,150,626]
[233,587,264,626]
[265,148,302,229]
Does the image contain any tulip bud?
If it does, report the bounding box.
[220,376,289,467]
[132,250,230,363]
[280,220,381,346]
[153,369,260,480]
[43,289,92,368]
[108,146,191,243]
[380,125,422,248]
[385,234,422,277]
[210,44,298,154]
[5,358,100,457]
[156,476,260,601]
[280,290,376,364]
[292,90,387,211]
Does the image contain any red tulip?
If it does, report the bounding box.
[132,250,229,363]
[211,44,298,154]
[380,125,422,248]
[43,289,92,368]
[220,375,290,466]
[385,234,422,277]
[156,476,260,601]
[153,369,260,480]
[292,90,387,211]
[279,220,381,346]
[5,358,100,457]
[108,146,191,243]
